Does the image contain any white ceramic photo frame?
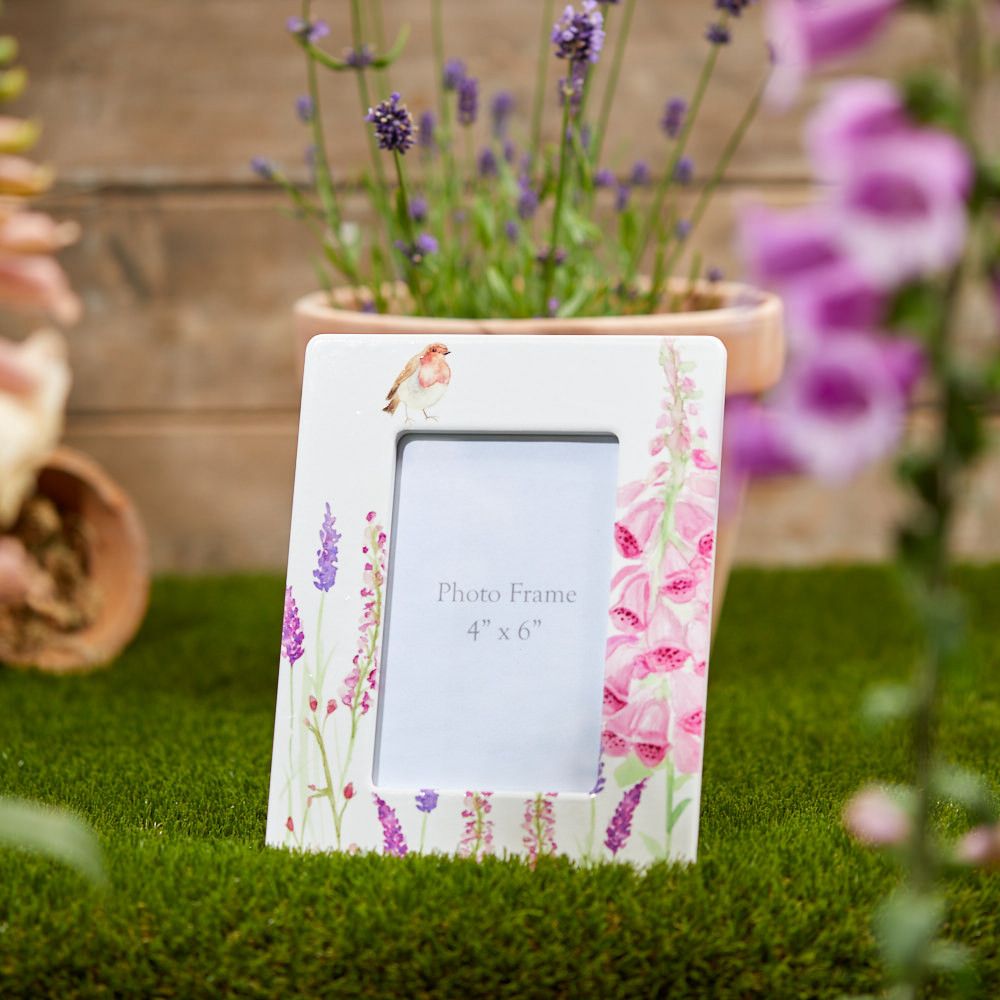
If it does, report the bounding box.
[267,332,727,865]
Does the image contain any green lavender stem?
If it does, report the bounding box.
[542,96,573,311]
[649,72,766,312]
[629,12,729,278]
[529,0,556,173]
[591,0,637,167]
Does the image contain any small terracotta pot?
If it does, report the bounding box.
[292,282,785,629]
[1,447,150,673]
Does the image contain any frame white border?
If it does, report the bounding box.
[267,333,726,865]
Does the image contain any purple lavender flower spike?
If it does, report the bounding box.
[615,184,631,213]
[416,232,439,256]
[457,76,479,127]
[715,0,753,14]
[517,179,539,220]
[418,110,436,151]
[313,503,342,592]
[552,2,606,68]
[366,92,415,154]
[281,586,305,667]
[415,789,439,814]
[706,23,731,45]
[630,160,650,186]
[547,297,560,317]
[373,794,409,856]
[674,156,694,185]
[662,97,687,139]
[345,44,375,68]
[605,779,647,856]
[504,219,520,243]
[707,266,724,283]
[594,168,615,189]
[478,147,498,178]
[286,17,330,45]
[250,157,275,181]
[491,91,515,137]
[409,195,428,223]
[590,759,607,796]
[442,58,466,91]
[675,219,692,240]
[296,95,315,123]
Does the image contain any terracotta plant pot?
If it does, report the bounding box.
[292,282,785,629]
[1,447,150,673]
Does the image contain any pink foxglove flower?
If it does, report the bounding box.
[765,0,900,109]
[458,791,495,861]
[806,77,908,182]
[521,792,558,866]
[614,498,663,558]
[770,333,908,483]
[673,500,714,544]
[833,126,972,287]
[602,689,671,767]
[725,395,802,478]
[843,785,910,846]
[738,204,841,288]
[670,672,707,774]
[609,568,651,633]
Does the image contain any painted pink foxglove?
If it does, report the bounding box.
[614,498,664,558]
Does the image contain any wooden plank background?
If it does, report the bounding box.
[2,0,997,570]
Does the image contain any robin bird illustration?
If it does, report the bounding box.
[383,342,451,421]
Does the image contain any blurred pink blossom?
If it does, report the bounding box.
[955,823,1000,869]
[770,333,907,482]
[843,785,910,846]
[765,0,900,108]
[833,126,972,286]
[806,78,907,181]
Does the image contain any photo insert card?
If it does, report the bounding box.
[374,434,620,795]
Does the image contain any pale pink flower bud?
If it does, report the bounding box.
[843,786,910,846]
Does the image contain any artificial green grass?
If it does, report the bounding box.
[1,566,998,998]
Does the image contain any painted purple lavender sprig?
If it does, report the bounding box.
[605,779,647,856]
[416,789,439,814]
[416,788,439,850]
[313,502,342,592]
[374,794,409,857]
[281,587,304,667]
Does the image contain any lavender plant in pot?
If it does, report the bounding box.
[254,1,785,622]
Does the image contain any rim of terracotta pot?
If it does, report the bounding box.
[1,446,150,674]
[294,279,785,395]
